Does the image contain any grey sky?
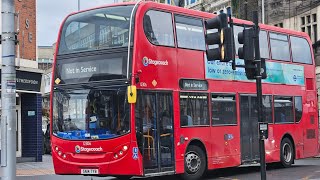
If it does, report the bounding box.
[37,0,117,46]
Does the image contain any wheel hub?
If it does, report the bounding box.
[186,152,201,173]
[283,142,292,163]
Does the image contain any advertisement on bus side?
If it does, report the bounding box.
[205,56,304,85]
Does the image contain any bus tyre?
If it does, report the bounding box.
[182,145,206,180]
[280,138,294,168]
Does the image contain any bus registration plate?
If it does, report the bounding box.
[81,169,99,174]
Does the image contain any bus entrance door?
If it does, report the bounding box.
[240,95,260,164]
[136,91,174,175]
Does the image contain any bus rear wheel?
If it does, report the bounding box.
[280,138,294,168]
[181,145,206,180]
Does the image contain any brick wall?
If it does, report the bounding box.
[21,93,42,162]
[15,0,36,60]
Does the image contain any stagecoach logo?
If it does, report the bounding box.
[142,56,168,67]
[75,145,81,153]
[75,145,103,153]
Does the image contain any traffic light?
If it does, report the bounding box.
[237,28,255,79]
[205,13,234,62]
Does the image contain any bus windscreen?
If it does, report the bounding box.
[52,88,130,140]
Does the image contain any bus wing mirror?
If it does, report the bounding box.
[127,85,137,104]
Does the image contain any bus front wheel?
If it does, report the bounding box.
[181,145,206,180]
[280,138,294,168]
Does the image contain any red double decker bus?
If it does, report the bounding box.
[50,1,319,179]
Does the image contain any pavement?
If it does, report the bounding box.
[16,155,55,176]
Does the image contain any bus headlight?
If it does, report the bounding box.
[114,154,118,159]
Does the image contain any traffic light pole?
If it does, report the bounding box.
[1,0,17,179]
[253,11,267,180]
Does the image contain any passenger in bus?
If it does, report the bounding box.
[85,101,100,131]
[280,108,287,122]
[180,109,193,126]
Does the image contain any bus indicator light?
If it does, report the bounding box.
[55,78,61,84]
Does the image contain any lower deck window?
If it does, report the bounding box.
[274,96,294,123]
[212,94,237,125]
[180,92,209,126]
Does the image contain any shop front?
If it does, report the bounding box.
[0,69,43,162]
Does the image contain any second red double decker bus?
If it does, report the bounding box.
[50,1,319,180]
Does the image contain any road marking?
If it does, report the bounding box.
[219,177,239,180]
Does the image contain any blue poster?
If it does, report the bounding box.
[205,57,305,85]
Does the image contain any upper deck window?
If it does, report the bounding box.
[175,15,205,50]
[143,10,174,47]
[290,36,312,64]
[270,33,290,61]
[58,5,133,55]
[259,30,269,59]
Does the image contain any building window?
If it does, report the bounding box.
[314,24,317,42]
[307,15,311,24]
[313,14,317,23]
[279,23,283,28]
[307,26,311,37]
[301,27,305,32]
[301,17,305,25]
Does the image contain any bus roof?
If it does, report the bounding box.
[66,1,310,40]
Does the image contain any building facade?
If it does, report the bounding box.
[0,0,43,162]
[38,46,54,70]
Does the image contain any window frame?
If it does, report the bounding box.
[290,35,313,65]
[179,91,210,128]
[174,14,206,51]
[294,96,303,124]
[143,9,175,48]
[211,93,238,126]
[273,95,295,124]
[269,32,292,62]
[259,30,271,59]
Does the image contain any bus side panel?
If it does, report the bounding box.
[209,126,241,170]
[302,91,319,158]
[174,91,186,174]
[264,125,281,163]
